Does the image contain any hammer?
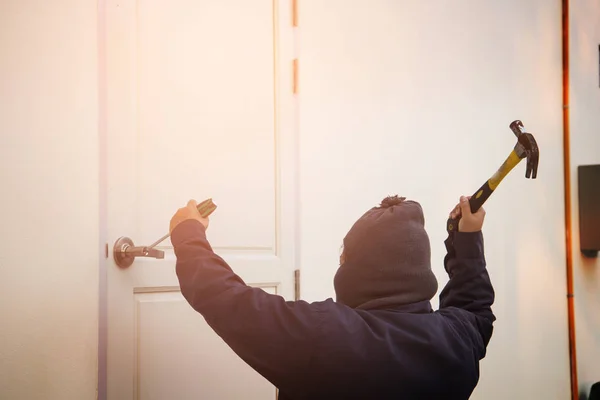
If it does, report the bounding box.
[446,120,539,232]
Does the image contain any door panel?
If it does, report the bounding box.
[135,288,278,400]
[135,0,277,250]
[104,0,296,398]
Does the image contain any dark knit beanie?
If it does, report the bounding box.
[334,195,438,309]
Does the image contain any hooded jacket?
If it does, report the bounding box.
[173,217,495,399]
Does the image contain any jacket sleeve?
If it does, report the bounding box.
[438,231,496,354]
[171,219,323,393]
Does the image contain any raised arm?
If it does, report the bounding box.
[438,197,496,352]
[169,202,324,394]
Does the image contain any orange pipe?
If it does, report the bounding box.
[562,1,578,399]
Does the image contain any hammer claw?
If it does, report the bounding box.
[517,132,539,179]
[527,151,539,179]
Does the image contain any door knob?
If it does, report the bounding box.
[113,237,165,268]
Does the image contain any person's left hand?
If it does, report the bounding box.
[170,199,209,234]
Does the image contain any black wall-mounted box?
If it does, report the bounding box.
[578,164,600,258]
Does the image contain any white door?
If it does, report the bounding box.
[103,0,297,398]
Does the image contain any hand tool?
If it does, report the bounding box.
[446,120,539,232]
[147,198,217,248]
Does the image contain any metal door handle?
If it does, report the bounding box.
[113,237,165,268]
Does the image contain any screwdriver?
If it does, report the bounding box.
[147,198,217,249]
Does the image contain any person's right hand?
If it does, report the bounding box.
[449,195,486,233]
[170,199,210,234]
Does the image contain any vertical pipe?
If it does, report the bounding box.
[562,1,578,399]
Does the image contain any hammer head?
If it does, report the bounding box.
[509,120,539,179]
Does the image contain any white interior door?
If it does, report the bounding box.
[103,1,297,398]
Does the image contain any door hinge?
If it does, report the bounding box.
[292,0,298,27]
[294,269,300,300]
[292,58,299,94]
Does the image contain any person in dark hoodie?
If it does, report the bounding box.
[169,194,495,400]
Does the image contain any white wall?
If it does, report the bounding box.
[0,1,99,399]
[570,0,600,397]
[298,1,571,399]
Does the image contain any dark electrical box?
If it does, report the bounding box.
[578,164,600,258]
